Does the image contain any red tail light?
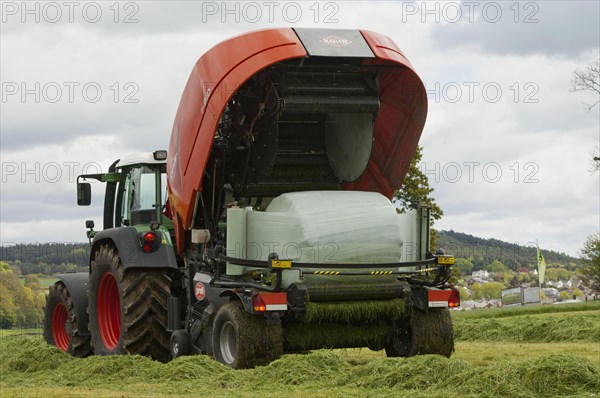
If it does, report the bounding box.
[142,232,156,253]
[252,294,266,313]
[428,289,460,308]
[448,289,460,308]
[252,292,287,313]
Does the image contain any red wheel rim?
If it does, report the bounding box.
[52,302,69,352]
[98,272,121,350]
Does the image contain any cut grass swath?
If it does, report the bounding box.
[452,300,600,320]
[303,298,404,325]
[453,311,600,342]
[2,338,599,398]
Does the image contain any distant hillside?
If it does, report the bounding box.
[436,230,581,271]
[0,232,582,276]
[0,243,89,275]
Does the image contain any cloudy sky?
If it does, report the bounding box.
[1,1,598,257]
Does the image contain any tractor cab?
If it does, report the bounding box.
[76,150,172,233]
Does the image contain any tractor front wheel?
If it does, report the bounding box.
[43,282,91,357]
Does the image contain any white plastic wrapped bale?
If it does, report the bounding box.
[246,191,403,263]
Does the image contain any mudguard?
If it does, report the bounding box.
[90,227,178,271]
[55,272,90,336]
[192,272,232,312]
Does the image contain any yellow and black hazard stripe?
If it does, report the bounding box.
[370,271,393,275]
[312,270,340,275]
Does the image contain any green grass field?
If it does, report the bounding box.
[0,329,41,339]
[1,302,599,398]
[18,275,58,289]
[37,275,58,288]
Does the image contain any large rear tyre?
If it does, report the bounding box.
[89,244,172,362]
[212,301,283,369]
[43,282,92,357]
[385,308,454,358]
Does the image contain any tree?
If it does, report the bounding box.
[481,282,505,300]
[497,270,516,285]
[580,233,600,294]
[454,258,474,275]
[471,283,484,300]
[394,145,444,253]
[470,282,504,300]
[0,267,42,328]
[572,288,583,299]
[11,264,22,276]
[472,256,486,271]
[556,268,572,281]
[571,60,600,111]
[448,267,462,285]
[24,274,41,290]
[518,272,531,284]
[592,141,600,174]
[559,291,570,300]
[394,145,443,221]
[545,267,559,282]
[0,283,16,328]
[16,286,41,328]
[458,286,471,301]
[571,61,600,172]
[0,261,11,273]
[485,260,508,273]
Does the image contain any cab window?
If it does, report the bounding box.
[117,165,165,226]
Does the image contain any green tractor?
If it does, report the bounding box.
[44,151,176,362]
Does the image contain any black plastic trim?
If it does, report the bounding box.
[218,254,437,269]
[103,159,119,230]
[55,273,90,336]
[90,227,178,271]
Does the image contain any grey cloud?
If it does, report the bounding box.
[0,1,341,36]
[1,1,598,258]
[1,106,170,151]
[0,198,103,224]
[430,1,599,57]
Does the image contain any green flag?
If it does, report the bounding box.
[537,243,546,285]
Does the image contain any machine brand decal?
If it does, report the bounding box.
[272,259,292,269]
[201,87,212,113]
[169,153,177,181]
[194,283,206,301]
[320,35,352,48]
[437,256,455,265]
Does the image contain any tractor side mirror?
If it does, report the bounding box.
[77,182,91,206]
